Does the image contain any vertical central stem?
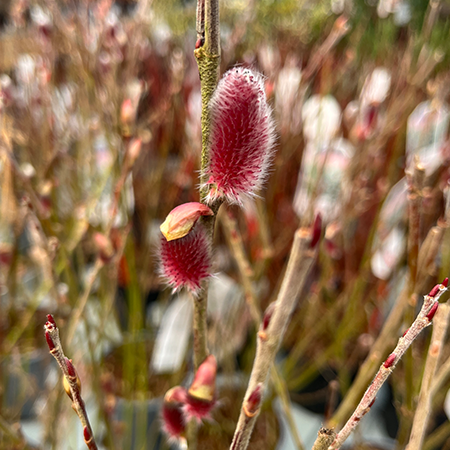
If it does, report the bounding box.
[192,293,209,369]
[192,0,221,371]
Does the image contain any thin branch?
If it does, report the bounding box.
[191,0,221,370]
[195,0,221,193]
[44,315,98,450]
[326,280,448,450]
[330,221,446,427]
[229,226,318,450]
[407,302,450,450]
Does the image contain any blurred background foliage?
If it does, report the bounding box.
[2,0,450,449]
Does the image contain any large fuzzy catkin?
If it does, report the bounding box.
[203,67,276,205]
[159,223,211,294]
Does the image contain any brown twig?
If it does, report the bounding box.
[326,279,448,450]
[44,315,98,450]
[229,226,318,450]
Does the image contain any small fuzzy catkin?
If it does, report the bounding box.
[159,223,211,294]
[203,67,276,205]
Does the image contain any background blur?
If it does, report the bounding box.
[2,0,450,449]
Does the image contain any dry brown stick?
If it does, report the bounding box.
[44,315,98,450]
[229,226,318,450]
[407,302,450,450]
[326,280,448,450]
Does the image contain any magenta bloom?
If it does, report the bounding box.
[203,67,276,205]
[159,223,211,294]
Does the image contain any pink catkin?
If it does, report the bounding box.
[203,67,276,205]
[159,223,211,294]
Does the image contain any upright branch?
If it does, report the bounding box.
[195,0,221,193]
[44,315,98,450]
[192,0,221,369]
[230,223,320,450]
[325,279,448,450]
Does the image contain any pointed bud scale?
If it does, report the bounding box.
[383,353,396,368]
[244,383,263,417]
[162,386,187,440]
[83,426,92,443]
[63,358,81,400]
[159,223,211,294]
[45,330,55,351]
[160,203,213,241]
[65,357,76,378]
[185,355,217,422]
[426,302,439,321]
[203,67,276,205]
[429,284,440,298]
[258,302,276,341]
[443,277,449,287]
[262,303,276,332]
[47,314,56,326]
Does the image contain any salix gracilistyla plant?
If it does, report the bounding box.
[158,64,276,446]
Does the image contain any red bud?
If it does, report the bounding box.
[383,353,396,368]
[47,314,56,326]
[426,302,439,321]
[429,284,440,298]
[262,303,276,332]
[45,330,55,351]
[65,358,76,378]
[244,383,263,417]
[443,277,449,287]
[258,302,276,340]
[83,426,91,442]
